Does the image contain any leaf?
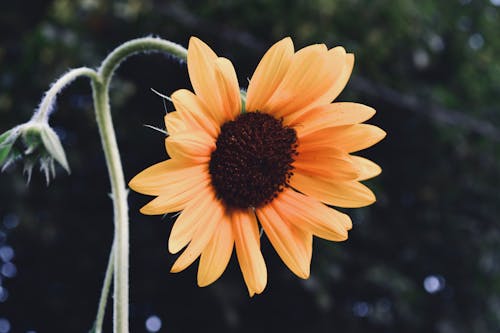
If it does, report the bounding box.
[0,130,12,144]
[0,130,14,165]
[40,126,70,173]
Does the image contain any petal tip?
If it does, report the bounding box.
[197,271,216,288]
[139,204,160,216]
[128,177,139,191]
[188,36,203,47]
[280,36,294,48]
[168,239,182,254]
[380,128,387,139]
[297,268,311,279]
[197,275,210,287]
[170,264,181,273]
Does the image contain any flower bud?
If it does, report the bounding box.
[0,120,70,184]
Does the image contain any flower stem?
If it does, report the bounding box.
[32,67,99,123]
[91,37,187,333]
[99,37,187,82]
[93,242,115,333]
[91,75,130,333]
[27,37,188,333]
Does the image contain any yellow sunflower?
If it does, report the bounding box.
[129,37,385,296]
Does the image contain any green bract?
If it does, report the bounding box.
[0,120,70,183]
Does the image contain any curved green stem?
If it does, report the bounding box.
[27,37,188,333]
[92,37,187,333]
[32,67,99,123]
[99,37,187,84]
[92,72,130,333]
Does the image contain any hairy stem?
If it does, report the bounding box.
[91,76,130,333]
[27,37,188,333]
[32,67,99,123]
[99,37,187,84]
[93,37,187,333]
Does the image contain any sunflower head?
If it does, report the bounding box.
[129,37,385,296]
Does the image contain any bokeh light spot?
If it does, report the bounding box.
[1,263,17,278]
[2,214,19,230]
[0,246,14,263]
[0,318,10,333]
[423,275,446,294]
[353,301,371,317]
[468,33,484,50]
[145,315,162,332]
[0,286,8,302]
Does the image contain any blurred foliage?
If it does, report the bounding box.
[1,0,500,332]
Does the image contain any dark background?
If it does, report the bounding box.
[1,0,500,332]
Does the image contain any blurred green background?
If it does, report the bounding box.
[1,0,500,332]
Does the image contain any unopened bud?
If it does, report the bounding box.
[0,120,70,184]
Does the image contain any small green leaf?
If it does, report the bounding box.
[0,129,12,144]
[0,130,14,165]
[40,126,70,173]
[0,144,13,165]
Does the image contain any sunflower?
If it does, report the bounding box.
[129,37,385,296]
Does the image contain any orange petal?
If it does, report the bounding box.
[273,187,350,241]
[171,89,220,138]
[293,145,359,180]
[170,190,224,273]
[165,131,215,163]
[298,124,386,153]
[214,57,241,121]
[128,159,207,196]
[310,51,355,108]
[187,37,221,117]
[287,102,376,134]
[139,177,211,215]
[197,212,234,287]
[351,156,382,181]
[168,186,219,254]
[290,172,376,208]
[256,204,312,279]
[265,44,346,119]
[164,112,185,136]
[246,37,294,112]
[233,209,267,296]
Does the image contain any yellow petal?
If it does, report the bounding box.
[331,124,386,153]
[165,131,215,163]
[170,190,224,273]
[197,213,234,287]
[298,124,386,153]
[233,209,267,296]
[168,186,218,254]
[164,112,185,136]
[214,57,241,121]
[293,145,359,180]
[187,37,221,116]
[171,89,219,138]
[246,37,294,112]
[265,44,346,119]
[351,155,382,181]
[139,177,211,215]
[272,187,349,241]
[129,159,207,196]
[256,204,311,279]
[311,51,355,107]
[290,172,376,208]
[287,102,376,134]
